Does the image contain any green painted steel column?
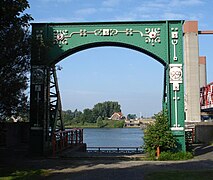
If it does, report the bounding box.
[167,21,186,152]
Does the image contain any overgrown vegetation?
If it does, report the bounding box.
[158,151,193,161]
[143,111,193,160]
[143,111,176,157]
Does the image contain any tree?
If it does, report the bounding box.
[96,116,107,128]
[143,111,176,157]
[81,108,95,124]
[127,114,137,120]
[0,0,33,121]
[92,101,121,120]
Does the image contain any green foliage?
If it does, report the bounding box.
[92,101,121,120]
[62,101,122,126]
[82,108,95,124]
[96,116,107,128]
[111,120,125,128]
[62,109,82,125]
[127,114,137,120]
[0,0,33,121]
[158,151,193,161]
[143,111,176,154]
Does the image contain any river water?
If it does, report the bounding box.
[83,128,144,147]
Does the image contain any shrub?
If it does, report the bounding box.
[158,151,193,161]
[143,111,176,156]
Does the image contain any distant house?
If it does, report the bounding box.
[109,112,125,120]
[124,119,140,127]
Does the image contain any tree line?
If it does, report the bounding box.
[0,0,32,121]
[63,101,121,126]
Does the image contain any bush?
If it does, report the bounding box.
[143,111,176,155]
[112,120,125,128]
[158,151,193,161]
[97,116,108,128]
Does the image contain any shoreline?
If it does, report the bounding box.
[65,126,141,129]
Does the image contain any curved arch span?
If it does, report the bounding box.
[51,42,167,66]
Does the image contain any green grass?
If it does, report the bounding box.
[0,169,51,180]
[144,170,213,180]
[65,120,125,128]
[65,123,98,128]
[103,119,125,128]
[158,151,193,161]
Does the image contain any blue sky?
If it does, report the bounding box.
[27,0,213,117]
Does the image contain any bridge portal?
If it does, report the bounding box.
[30,21,186,155]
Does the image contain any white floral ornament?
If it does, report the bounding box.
[56,33,64,41]
[169,64,183,91]
[145,28,161,46]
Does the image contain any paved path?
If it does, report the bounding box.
[1,144,213,180]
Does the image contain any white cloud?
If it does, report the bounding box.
[170,0,204,7]
[102,0,121,7]
[75,8,97,16]
[162,12,186,20]
[33,17,84,23]
[112,0,206,22]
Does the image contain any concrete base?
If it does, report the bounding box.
[195,122,213,144]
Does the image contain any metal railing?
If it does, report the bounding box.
[52,128,83,156]
[87,147,144,154]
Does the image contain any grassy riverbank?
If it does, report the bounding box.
[65,120,125,128]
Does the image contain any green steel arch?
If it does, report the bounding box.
[50,41,167,66]
[30,21,185,155]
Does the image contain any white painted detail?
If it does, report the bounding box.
[126,28,133,36]
[172,39,178,61]
[149,31,157,39]
[80,29,87,36]
[56,33,64,41]
[53,27,161,46]
[171,28,179,61]
[173,90,180,128]
[169,64,183,91]
[169,64,183,129]
[171,127,184,131]
[172,32,178,39]
[103,29,110,36]
[53,29,69,46]
[144,28,161,46]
